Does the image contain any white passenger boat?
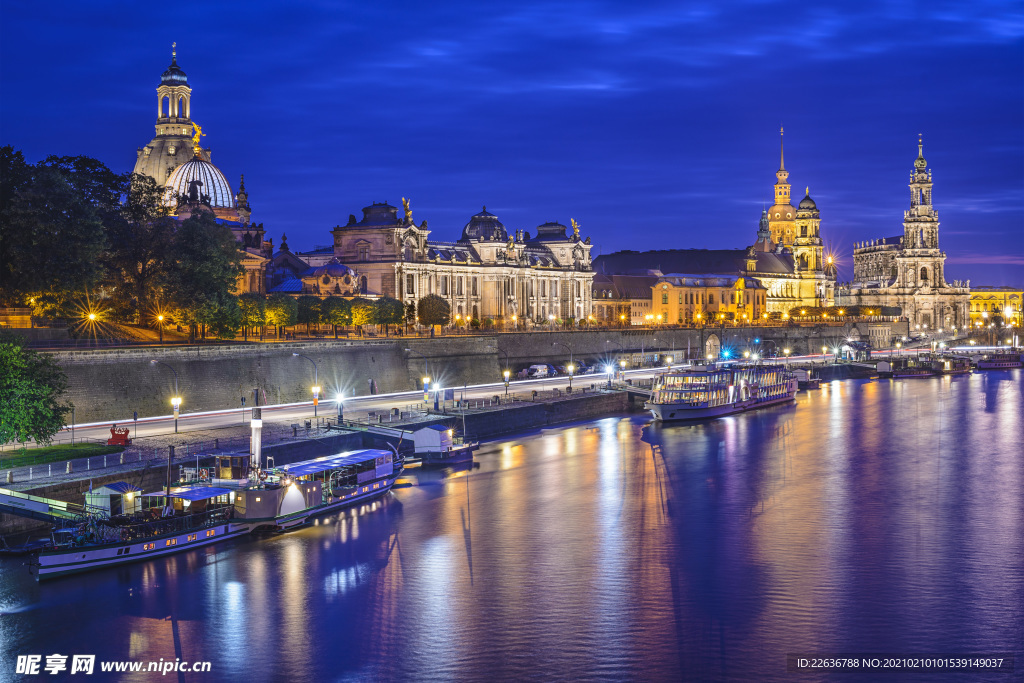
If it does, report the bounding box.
[645,363,798,421]
[26,449,401,580]
[975,352,1023,370]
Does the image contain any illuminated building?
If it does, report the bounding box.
[969,286,1022,327]
[840,137,970,328]
[132,47,270,294]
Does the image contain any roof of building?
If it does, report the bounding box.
[91,482,142,495]
[268,277,303,293]
[161,56,188,87]
[592,273,661,299]
[529,221,568,242]
[164,156,234,208]
[461,207,507,242]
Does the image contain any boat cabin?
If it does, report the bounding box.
[85,482,142,518]
[140,487,235,516]
[217,454,252,480]
[413,425,454,455]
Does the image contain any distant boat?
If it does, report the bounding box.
[975,351,1022,370]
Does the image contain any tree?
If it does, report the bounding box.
[350,297,377,335]
[100,173,175,322]
[162,210,244,342]
[0,147,108,305]
[265,293,298,338]
[321,297,352,338]
[0,334,72,446]
[238,293,266,341]
[418,294,451,327]
[404,301,416,333]
[376,296,404,336]
[296,295,323,335]
[208,296,242,340]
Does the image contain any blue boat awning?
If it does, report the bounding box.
[142,487,234,501]
[279,449,390,478]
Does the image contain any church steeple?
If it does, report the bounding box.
[768,127,796,246]
[775,127,790,196]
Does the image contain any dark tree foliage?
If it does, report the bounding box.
[376,296,404,335]
[0,147,108,304]
[238,293,267,341]
[0,333,73,445]
[296,295,323,334]
[162,211,243,341]
[417,294,451,326]
[101,174,176,322]
[321,297,352,338]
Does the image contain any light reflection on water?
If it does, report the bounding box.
[0,372,1021,681]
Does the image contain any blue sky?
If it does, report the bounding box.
[2,1,1022,284]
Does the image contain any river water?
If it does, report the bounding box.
[1,373,1022,681]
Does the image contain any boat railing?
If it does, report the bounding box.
[57,506,234,547]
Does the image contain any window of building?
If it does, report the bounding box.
[357,244,370,260]
[457,277,463,296]
[662,292,668,304]
[472,278,478,296]
[441,276,449,295]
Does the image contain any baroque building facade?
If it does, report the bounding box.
[594,131,835,316]
[838,138,970,329]
[295,202,593,322]
[133,48,270,295]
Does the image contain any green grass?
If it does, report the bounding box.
[0,443,126,469]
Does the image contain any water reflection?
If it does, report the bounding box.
[0,372,1021,681]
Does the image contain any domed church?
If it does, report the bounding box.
[133,46,270,294]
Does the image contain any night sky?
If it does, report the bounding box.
[2,1,1021,285]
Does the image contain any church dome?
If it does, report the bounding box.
[161,56,189,86]
[164,156,234,208]
[461,207,507,242]
[798,193,817,210]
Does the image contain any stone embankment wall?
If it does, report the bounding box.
[50,322,907,423]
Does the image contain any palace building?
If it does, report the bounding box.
[133,47,270,294]
[295,202,594,323]
[838,138,970,329]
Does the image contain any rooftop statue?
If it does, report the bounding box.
[191,122,205,156]
[402,197,412,224]
[571,218,580,239]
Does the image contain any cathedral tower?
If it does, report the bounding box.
[134,44,209,184]
[767,127,797,246]
[903,135,939,250]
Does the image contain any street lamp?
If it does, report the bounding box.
[422,376,431,403]
[292,352,320,417]
[566,363,575,390]
[503,369,510,396]
[157,314,164,344]
[150,360,181,433]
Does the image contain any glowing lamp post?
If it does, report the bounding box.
[503,370,510,396]
[157,314,164,344]
[567,363,575,390]
[423,376,431,403]
[171,396,181,433]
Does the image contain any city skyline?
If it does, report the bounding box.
[2,1,1021,285]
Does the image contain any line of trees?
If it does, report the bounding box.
[1,147,243,341]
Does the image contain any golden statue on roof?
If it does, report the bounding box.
[191,122,205,157]
[571,218,581,238]
[402,197,413,224]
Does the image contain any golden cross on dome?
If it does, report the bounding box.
[172,42,176,58]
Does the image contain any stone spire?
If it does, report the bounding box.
[235,173,251,223]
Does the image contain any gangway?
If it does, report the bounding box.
[0,487,99,524]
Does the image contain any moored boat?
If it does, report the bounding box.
[645,363,797,421]
[27,449,402,580]
[878,356,933,378]
[412,425,478,465]
[931,354,972,376]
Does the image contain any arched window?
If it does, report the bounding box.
[801,225,807,237]
[920,267,928,282]
[359,276,367,293]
